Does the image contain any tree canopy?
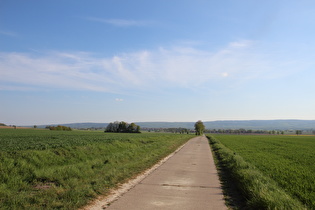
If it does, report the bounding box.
[194,120,205,135]
[105,121,141,133]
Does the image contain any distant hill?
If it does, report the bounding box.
[138,120,315,130]
[36,120,315,130]
[37,123,108,129]
[136,122,195,129]
[203,120,315,130]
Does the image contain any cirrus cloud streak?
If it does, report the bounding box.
[86,17,150,27]
[0,40,302,93]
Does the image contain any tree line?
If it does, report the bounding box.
[105,121,141,133]
[46,125,72,131]
[142,127,192,134]
[141,121,206,135]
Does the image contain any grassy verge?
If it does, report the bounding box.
[207,136,306,209]
[212,134,315,208]
[0,129,193,209]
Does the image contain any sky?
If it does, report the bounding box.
[1,0,315,125]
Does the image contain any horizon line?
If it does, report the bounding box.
[6,119,314,127]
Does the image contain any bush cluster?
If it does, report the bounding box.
[105,121,140,133]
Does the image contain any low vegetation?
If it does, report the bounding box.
[208,135,314,209]
[0,129,193,209]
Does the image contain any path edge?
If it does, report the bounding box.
[81,139,191,210]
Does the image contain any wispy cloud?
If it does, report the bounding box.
[0,40,303,94]
[0,30,17,37]
[86,17,149,27]
[222,72,229,77]
[229,40,253,48]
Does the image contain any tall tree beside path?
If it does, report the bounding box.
[194,120,205,135]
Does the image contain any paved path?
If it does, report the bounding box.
[106,135,227,210]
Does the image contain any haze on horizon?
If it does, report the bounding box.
[1,0,315,126]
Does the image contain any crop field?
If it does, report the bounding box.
[0,129,193,209]
[211,134,315,209]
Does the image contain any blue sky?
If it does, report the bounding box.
[1,0,315,125]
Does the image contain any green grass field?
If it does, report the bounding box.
[0,129,193,209]
[209,134,315,209]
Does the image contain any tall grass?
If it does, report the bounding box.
[208,136,306,209]
[0,129,193,209]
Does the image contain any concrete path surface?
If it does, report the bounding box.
[106,135,227,210]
